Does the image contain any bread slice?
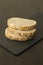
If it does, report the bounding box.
[5,27,36,41]
[7,17,37,31]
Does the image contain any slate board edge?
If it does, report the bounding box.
[0,38,43,56]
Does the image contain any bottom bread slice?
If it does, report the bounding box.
[5,27,36,41]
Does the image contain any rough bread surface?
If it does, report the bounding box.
[5,27,36,41]
[7,17,37,31]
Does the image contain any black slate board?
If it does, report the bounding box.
[0,15,43,56]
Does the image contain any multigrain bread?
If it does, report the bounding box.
[7,17,37,31]
[5,27,36,41]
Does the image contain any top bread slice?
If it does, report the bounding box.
[7,17,37,31]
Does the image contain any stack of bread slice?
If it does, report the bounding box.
[5,17,37,41]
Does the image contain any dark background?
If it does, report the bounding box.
[0,0,43,65]
[0,0,43,18]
